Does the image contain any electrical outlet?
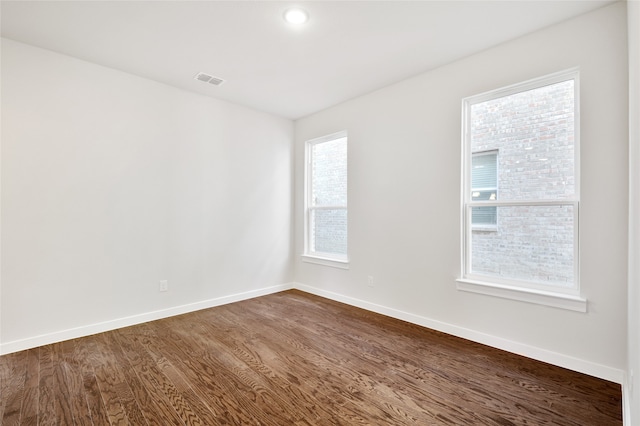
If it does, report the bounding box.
[159,280,168,292]
[367,276,374,287]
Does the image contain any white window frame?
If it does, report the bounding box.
[302,131,349,269]
[457,69,586,312]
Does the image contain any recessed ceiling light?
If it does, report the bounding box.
[283,8,308,25]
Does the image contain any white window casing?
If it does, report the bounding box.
[303,131,349,268]
[458,68,586,311]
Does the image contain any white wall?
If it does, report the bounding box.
[0,38,294,353]
[628,0,640,422]
[294,2,628,382]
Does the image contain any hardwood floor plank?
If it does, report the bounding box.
[90,333,136,425]
[0,354,10,420]
[37,345,58,426]
[52,342,77,425]
[58,339,95,426]
[75,336,111,426]
[1,351,28,425]
[17,349,40,426]
[0,290,622,425]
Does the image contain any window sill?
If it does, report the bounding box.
[471,226,497,232]
[456,278,587,312]
[302,254,349,270]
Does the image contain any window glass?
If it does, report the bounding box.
[306,133,348,260]
[311,137,347,207]
[310,209,348,256]
[470,80,575,202]
[471,151,497,226]
[462,70,579,293]
[471,205,574,286]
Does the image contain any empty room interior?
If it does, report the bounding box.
[1,0,640,424]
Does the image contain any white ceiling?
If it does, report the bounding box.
[1,0,616,120]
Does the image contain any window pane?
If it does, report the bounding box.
[471,152,497,190]
[472,206,497,226]
[470,80,574,201]
[471,190,496,201]
[471,205,574,286]
[311,209,347,255]
[471,152,497,226]
[311,137,347,206]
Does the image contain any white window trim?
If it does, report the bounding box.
[303,130,349,266]
[459,68,584,311]
[456,278,587,312]
[301,254,350,269]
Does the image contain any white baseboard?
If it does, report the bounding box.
[1,281,625,388]
[623,377,631,426]
[0,283,294,355]
[293,282,625,385]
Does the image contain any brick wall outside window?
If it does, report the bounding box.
[469,80,575,286]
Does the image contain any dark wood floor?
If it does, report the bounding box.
[0,290,622,425]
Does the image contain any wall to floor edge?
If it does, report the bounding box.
[293,282,624,385]
[2,281,624,387]
[0,283,295,355]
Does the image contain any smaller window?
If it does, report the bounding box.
[304,131,348,265]
[471,151,498,229]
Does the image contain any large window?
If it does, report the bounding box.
[459,69,584,311]
[304,131,348,266]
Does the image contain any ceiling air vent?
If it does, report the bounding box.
[194,72,225,86]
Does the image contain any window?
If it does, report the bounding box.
[304,131,348,267]
[471,150,498,228]
[459,69,585,311]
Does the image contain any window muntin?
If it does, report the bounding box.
[462,69,579,294]
[305,132,348,261]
